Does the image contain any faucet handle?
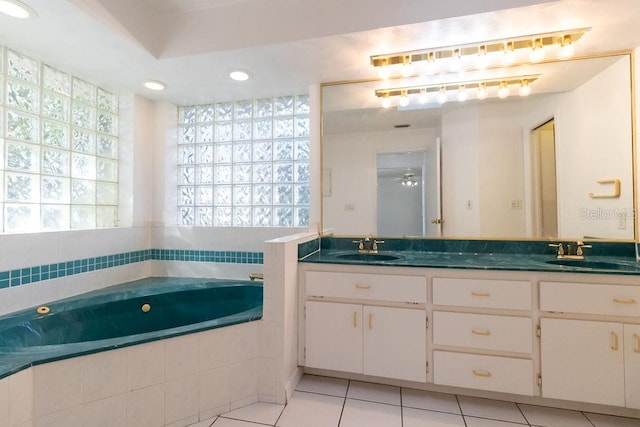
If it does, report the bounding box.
[548,243,565,256]
[372,240,384,251]
[576,241,592,256]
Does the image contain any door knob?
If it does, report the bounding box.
[431,218,444,224]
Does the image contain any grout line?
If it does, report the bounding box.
[455,394,469,427]
[337,380,351,426]
[581,410,597,427]
[515,401,531,425]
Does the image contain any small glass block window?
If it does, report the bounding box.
[0,45,119,232]
[177,94,310,227]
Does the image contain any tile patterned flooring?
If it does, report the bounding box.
[189,375,640,427]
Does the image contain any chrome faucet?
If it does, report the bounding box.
[352,234,384,254]
[548,241,592,260]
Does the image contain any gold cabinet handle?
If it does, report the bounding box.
[472,370,492,378]
[611,331,619,351]
[634,333,640,353]
[353,312,358,328]
[471,291,490,297]
[472,329,491,336]
[355,284,371,290]
[612,298,637,304]
[368,313,373,330]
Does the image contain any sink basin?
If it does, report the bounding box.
[545,259,626,270]
[337,253,400,262]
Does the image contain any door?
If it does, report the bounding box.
[305,301,362,373]
[624,324,640,409]
[540,318,624,406]
[529,120,558,238]
[425,137,443,236]
[363,306,427,382]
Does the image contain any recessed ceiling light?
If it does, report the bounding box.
[144,80,166,91]
[229,70,250,81]
[0,0,36,19]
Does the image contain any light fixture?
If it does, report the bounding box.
[375,75,538,107]
[400,56,413,77]
[519,79,531,97]
[0,0,36,19]
[449,48,463,72]
[381,94,391,109]
[401,174,418,187]
[529,38,546,63]
[497,81,510,99]
[436,87,448,105]
[370,28,588,79]
[398,91,410,107]
[457,85,468,102]
[501,41,516,66]
[229,70,250,81]
[477,82,489,100]
[418,88,429,104]
[144,80,166,91]
[476,45,488,69]
[558,35,575,60]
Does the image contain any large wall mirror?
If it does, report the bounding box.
[321,52,637,241]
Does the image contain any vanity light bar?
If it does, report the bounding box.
[370,28,589,68]
[374,75,540,98]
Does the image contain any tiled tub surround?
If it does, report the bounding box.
[0,277,264,427]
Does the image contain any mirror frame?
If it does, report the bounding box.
[319,50,638,242]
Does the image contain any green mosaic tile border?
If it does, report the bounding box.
[0,249,264,289]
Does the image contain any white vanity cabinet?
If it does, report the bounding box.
[540,281,640,409]
[303,269,428,382]
[432,277,536,396]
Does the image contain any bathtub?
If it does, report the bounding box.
[0,276,263,379]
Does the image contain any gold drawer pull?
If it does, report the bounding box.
[611,331,619,351]
[471,291,490,297]
[472,370,492,378]
[612,298,637,304]
[355,284,371,290]
[634,333,640,353]
[353,312,358,328]
[368,313,373,330]
[472,329,491,336]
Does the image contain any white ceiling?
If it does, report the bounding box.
[0,0,639,105]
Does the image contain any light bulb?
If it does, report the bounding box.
[378,64,391,80]
[501,41,516,66]
[457,85,468,102]
[425,52,438,76]
[558,36,575,60]
[419,88,429,104]
[519,80,531,97]
[398,93,410,107]
[529,39,545,63]
[381,95,391,109]
[449,48,463,73]
[497,82,510,99]
[477,82,488,100]
[436,87,448,105]
[400,57,413,77]
[475,45,489,70]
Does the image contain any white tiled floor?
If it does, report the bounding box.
[190,375,640,427]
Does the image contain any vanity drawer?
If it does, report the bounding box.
[432,278,532,310]
[540,281,640,317]
[306,271,426,303]
[433,351,534,396]
[433,311,533,353]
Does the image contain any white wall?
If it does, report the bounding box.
[323,127,439,235]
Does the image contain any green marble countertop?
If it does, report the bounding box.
[300,249,640,275]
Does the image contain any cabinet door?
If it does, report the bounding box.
[363,306,426,382]
[305,301,362,373]
[624,324,640,409]
[540,318,624,406]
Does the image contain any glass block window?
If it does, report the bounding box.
[177,96,310,227]
[0,46,119,232]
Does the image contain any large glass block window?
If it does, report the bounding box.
[0,46,119,232]
[178,96,310,227]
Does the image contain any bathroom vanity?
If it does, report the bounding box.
[297,241,640,416]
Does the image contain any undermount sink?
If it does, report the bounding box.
[545,259,626,270]
[337,253,400,262]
